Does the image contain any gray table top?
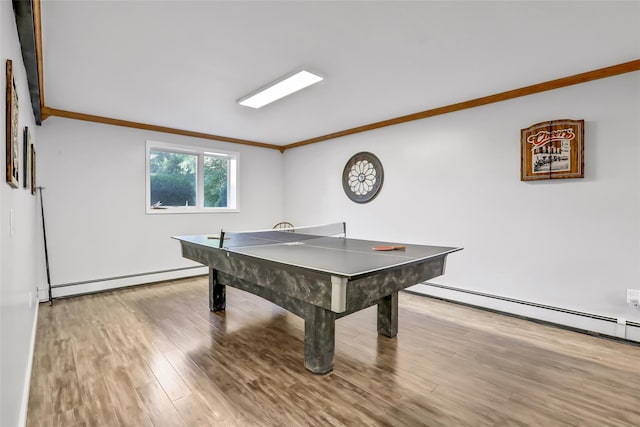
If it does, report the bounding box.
[174,231,461,279]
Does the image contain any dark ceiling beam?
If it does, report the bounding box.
[33,0,45,119]
[12,0,42,124]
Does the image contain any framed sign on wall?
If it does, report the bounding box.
[6,59,19,188]
[30,144,36,195]
[23,126,31,189]
[520,119,584,181]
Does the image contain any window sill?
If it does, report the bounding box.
[145,207,240,215]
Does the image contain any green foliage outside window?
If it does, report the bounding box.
[149,150,229,208]
[204,156,228,207]
[149,150,196,206]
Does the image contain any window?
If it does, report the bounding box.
[146,140,238,213]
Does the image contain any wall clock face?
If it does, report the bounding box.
[342,152,384,203]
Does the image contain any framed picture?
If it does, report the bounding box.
[521,119,584,181]
[31,144,36,195]
[6,59,19,188]
[23,126,31,189]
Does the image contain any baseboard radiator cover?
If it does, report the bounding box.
[409,283,640,344]
[39,266,208,300]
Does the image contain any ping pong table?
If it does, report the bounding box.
[174,223,461,374]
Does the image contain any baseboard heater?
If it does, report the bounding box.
[409,282,640,343]
[44,265,208,299]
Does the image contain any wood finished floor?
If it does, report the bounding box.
[27,277,640,427]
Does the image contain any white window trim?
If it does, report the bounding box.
[145,140,239,214]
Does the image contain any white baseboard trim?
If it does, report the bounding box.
[18,301,39,427]
[409,283,640,344]
[38,266,208,300]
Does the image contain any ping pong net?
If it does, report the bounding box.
[218,222,346,249]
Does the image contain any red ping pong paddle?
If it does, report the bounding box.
[372,245,406,251]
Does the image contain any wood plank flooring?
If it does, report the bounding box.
[27,277,640,426]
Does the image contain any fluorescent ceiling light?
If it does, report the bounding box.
[238,70,323,109]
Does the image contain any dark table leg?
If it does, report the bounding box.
[377,291,398,337]
[304,305,336,374]
[209,267,226,312]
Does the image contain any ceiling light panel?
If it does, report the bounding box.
[238,70,323,109]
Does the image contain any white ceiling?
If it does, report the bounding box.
[40,1,640,146]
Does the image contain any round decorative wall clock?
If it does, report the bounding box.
[342,152,384,203]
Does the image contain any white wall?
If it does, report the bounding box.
[283,72,640,335]
[1,1,41,426]
[36,119,284,296]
